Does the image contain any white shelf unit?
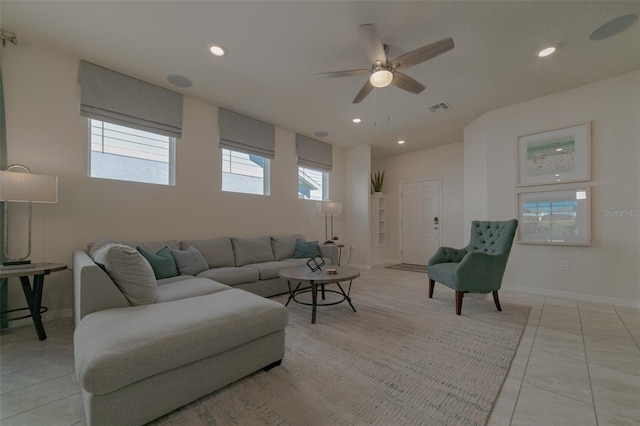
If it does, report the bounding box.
[371,193,387,247]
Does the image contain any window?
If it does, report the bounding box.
[222,149,270,195]
[89,119,175,185]
[298,166,328,201]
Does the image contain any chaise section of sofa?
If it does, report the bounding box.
[75,288,287,426]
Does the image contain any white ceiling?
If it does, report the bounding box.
[2,1,639,158]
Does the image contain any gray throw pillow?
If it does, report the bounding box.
[271,234,305,260]
[92,243,157,306]
[231,237,274,266]
[170,246,209,276]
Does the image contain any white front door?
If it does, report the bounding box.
[400,179,440,265]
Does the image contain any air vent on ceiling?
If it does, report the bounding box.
[427,102,452,113]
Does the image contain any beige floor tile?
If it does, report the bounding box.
[585,336,640,376]
[487,377,521,426]
[589,363,640,422]
[507,345,532,381]
[596,406,640,426]
[0,374,81,420]
[533,326,586,362]
[523,349,592,404]
[512,294,545,309]
[511,383,597,426]
[0,393,85,426]
[538,310,582,335]
[544,297,578,308]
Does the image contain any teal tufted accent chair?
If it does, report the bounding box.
[427,220,518,315]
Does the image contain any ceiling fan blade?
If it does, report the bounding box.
[391,72,425,94]
[359,24,387,64]
[316,69,370,79]
[353,80,374,103]
[391,37,454,70]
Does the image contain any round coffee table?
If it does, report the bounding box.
[279,265,359,324]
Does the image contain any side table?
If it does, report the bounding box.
[0,262,67,340]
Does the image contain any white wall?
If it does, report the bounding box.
[465,71,640,306]
[372,142,465,264]
[344,145,371,267]
[2,43,346,316]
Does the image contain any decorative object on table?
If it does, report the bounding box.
[306,255,325,272]
[427,219,517,315]
[325,268,337,275]
[517,122,591,186]
[320,199,342,244]
[371,169,385,193]
[517,183,591,246]
[0,165,58,267]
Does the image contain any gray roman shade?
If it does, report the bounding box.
[77,60,183,138]
[218,108,275,159]
[296,134,333,172]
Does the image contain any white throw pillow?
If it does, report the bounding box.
[92,243,157,306]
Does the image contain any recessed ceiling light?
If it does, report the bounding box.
[352,118,362,123]
[209,45,226,56]
[537,46,556,58]
[555,148,563,152]
[397,140,405,145]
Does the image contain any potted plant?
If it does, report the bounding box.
[371,170,385,193]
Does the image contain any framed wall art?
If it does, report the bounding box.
[517,184,591,246]
[517,122,591,186]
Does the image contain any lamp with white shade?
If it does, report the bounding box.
[321,199,342,244]
[0,165,58,267]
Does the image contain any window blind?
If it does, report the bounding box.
[296,134,333,172]
[77,60,183,138]
[218,108,275,159]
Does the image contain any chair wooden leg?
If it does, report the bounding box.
[455,291,463,315]
[428,279,435,298]
[493,291,502,311]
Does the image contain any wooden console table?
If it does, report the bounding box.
[0,262,67,340]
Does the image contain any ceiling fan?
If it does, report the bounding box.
[317,24,455,104]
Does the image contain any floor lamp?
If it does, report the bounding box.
[321,199,342,244]
[0,165,58,268]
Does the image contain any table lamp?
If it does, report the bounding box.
[321,199,342,244]
[0,165,58,267]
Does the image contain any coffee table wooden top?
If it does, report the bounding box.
[279,265,360,283]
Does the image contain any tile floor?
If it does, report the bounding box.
[1,268,639,425]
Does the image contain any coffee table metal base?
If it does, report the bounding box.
[285,280,356,324]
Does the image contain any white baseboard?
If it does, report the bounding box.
[5,308,73,329]
[502,284,640,309]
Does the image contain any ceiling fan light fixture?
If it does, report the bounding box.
[370,69,393,88]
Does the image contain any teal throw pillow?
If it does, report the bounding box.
[293,239,320,258]
[137,246,179,279]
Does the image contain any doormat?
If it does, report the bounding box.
[385,263,427,273]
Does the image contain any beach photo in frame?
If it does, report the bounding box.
[517,184,591,246]
[517,122,591,186]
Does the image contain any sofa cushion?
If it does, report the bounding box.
[137,246,179,280]
[232,237,274,266]
[196,267,259,286]
[155,278,231,303]
[170,246,209,276]
[181,237,235,268]
[294,239,320,258]
[91,243,156,306]
[74,289,288,395]
[271,234,305,261]
[245,261,298,280]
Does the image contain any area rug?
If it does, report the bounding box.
[385,263,428,273]
[149,271,530,426]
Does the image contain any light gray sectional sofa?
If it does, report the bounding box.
[73,234,337,426]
